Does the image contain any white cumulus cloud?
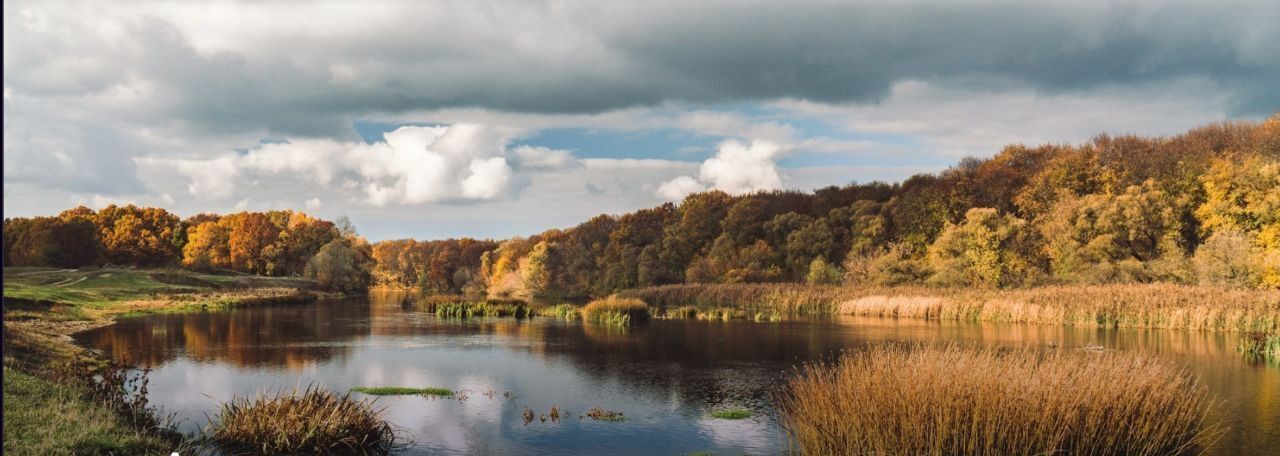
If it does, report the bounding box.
[137,124,572,207]
[657,139,787,200]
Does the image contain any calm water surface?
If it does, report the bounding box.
[75,293,1279,455]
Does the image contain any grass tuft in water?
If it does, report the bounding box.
[538,304,581,320]
[582,297,650,326]
[710,408,752,419]
[584,407,626,421]
[1238,331,1280,361]
[351,386,453,396]
[209,385,395,455]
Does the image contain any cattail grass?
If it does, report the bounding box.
[209,385,396,455]
[582,297,650,326]
[777,344,1218,456]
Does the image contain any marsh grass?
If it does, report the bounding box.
[351,386,453,396]
[1238,331,1280,361]
[538,304,581,320]
[623,283,1280,332]
[584,407,625,421]
[420,297,530,319]
[209,385,396,455]
[710,408,751,419]
[776,344,1218,456]
[582,297,650,326]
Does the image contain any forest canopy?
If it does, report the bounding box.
[5,114,1279,295]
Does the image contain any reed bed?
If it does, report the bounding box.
[537,303,581,320]
[622,283,1280,332]
[1238,331,1280,361]
[420,297,531,319]
[209,385,396,455]
[582,297,651,326]
[776,344,1217,456]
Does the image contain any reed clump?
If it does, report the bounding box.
[538,303,581,320]
[584,407,625,421]
[209,386,396,455]
[422,298,530,319]
[776,344,1217,456]
[582,297,650,326]
[1238,331,1280,361]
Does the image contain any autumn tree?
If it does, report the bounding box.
[306,238,373,292]
[927,208,1038,288]
[94,205,182,266]
[1041,181,1185,283]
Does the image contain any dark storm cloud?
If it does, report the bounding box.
[9,1,1273,140]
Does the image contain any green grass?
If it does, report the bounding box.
[2,368,176,455]
[538,303,581,319]
[2,267,316,321]
[351,386,454,396]
[710,408,752,419]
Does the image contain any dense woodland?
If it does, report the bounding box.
[5,115,1279,295]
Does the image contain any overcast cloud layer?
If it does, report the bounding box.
[4,0,1277,239]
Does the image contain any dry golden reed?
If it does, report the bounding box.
[776,344,1218,456]
[622,283,1280,332]
[209,385,396,455]
[582,296,651,326]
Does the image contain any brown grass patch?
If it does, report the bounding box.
[776,344,1218,456]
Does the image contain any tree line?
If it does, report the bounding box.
[2,207,373,292]
[5,115,1277,295]
[370,114,1280,297]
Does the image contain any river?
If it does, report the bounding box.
[74,293,1279,455]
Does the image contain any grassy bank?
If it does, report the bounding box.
[2,367,177,455]
[3,266,324,454]
[621,283,1280,332]
[777,344,1217,455]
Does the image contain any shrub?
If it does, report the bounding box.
[805,257,843,285]
[777,344,1216,456]
[209,386,395,455]
[582,297,650,326]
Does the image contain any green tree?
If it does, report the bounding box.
[805,256,842,285]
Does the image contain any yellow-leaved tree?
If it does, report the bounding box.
[1196,155,1280,288]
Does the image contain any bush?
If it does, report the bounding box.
[777,344,1216,456]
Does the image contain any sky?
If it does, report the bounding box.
[4,0,1277,241]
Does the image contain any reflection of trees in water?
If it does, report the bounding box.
[75,298,372,369]
[75,293,1280,455]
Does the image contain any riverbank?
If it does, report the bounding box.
[620,283,1280,332]
[2,267,325,454]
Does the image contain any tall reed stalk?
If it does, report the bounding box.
[776,344,1218,456]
